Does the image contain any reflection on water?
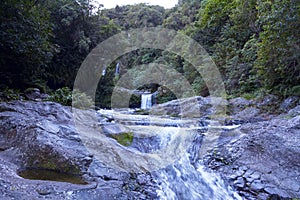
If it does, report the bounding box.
[18,168,87,185]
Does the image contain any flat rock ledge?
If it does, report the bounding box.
[0,101,158,200]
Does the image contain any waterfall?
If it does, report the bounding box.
[141,93,153,109]
[96,109,243,199]
[115,62,120,76]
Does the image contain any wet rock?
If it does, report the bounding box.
[228,97,253,115]
[232,107,261,121]
[257,94,279,110]
[24,88,49,101]
[0,101,88,174]
[229,174,239,181]
[101,123,130,135]
[240,166,248,171]
[1,96,299,199]
[131,135,161,153]
[264,187,290,198]
[36,187,53,195]
[233,177,245,188]
[202,104,300,199]
[243,170,253,177]
[250,180,264,191]
[279,96,299,112]
[251,171,261,179]
[288,105,300,117]
[137,174,151,185]
[0,101,158,199]
[150,96,227,118]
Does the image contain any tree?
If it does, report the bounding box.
[45,0,120,89]
[102,4,165,29]
[0,0,53,90]
[255,0,300,94]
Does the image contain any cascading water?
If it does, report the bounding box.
[96,109,242,200]
[141,92,153,109]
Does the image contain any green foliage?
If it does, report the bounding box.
[199,0,236,29]
[0,0,54,89]
[241,88,269,100]
[0,88,22,102]
[255,0,300,93]
[1,0,299,105]
[72,89,94,109]
[191,76,209,96]
[103,4,165,29]
[48,87,93,108]
[48,87,72,106]
[46,0,120,89]
[109,132,134,147]
[129,94,142,108]
[156,86,177,104]
[164,0,202,30]
[290,86,300,97]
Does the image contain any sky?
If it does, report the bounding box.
[95,0,178,9]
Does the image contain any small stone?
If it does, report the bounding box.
[251,181,264,191]
[264,187,289,198]
[137,175,149,185]
[243,170,253,179]
[236,169,245,177]
[246,172,261,183]
[234,177,245,188]
[231,165,239,170]
[36,188,52,195]
[229,173,241,181]
[250,171,261,180]
[240,166,248,171]
[83,156,93,166]
[280,96,299,112]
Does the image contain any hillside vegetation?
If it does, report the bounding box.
[0,0,299,107]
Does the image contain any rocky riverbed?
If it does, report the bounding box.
[0,95,299,199]
[151,95,300,199]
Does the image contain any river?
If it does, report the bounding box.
[95,109,242,200]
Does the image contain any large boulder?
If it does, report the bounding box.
[150,96,227,118]
[0,101,157,200]
[0,101,91,174]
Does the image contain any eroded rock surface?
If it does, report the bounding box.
[0,96,299,200]
[0,101,157,199]
[202,115,300,199]
[150,95,300,199]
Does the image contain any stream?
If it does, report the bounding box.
[96,109,242,200]
[1,100,299,199]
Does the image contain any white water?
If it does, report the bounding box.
[141,93,153,109]
[95,109,242,199]
[156,156,243,200]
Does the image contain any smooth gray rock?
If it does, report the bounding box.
[228,97,253,115]
[250,181,264,191]
[279,96,299,112]
[1,96,299,200]
[257,94,279,109]
[0,101,158,200]
[150,96,227,118]
[233,177,245,188]
[288,105,300,118]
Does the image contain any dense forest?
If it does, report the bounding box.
[0,0,299,107]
